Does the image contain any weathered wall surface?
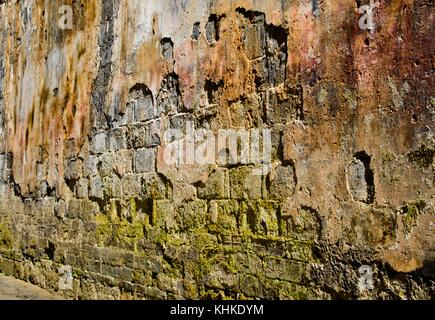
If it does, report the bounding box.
[0,0,433,299]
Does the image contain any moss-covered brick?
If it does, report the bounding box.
[239,274,263,297]
[229,166,262,199]
[95,214,112,247]
[99,153,115,177]
[208,200,240,235]
[103,174,122,198]
[263,257,306,283]
[143,173,171,199]
[175,200,208,231]
[241,200,280,237]
[66,199,83,219]
[0,223,13,249]
[152,200,175,230]
[114,266,133,282]
[114,150,133,176]
[122,174,142,198]
[198,168,229,199]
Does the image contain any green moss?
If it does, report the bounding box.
[208,200,239,236]
[95,214,112,246]
[176,200,208,231]
[407,145,434,168]
[117,220,144,251]
[129,198,137,219]
[277,282,311,300]
[241,200,280,237]
[200,290,225,300]
[185,230,232,292]
[109,199,121,223]
[401,200,426,234]
[73,268,84,278]
[382,152,396,163]
[289,288,309,300]
[95,197,152,250]
[132,270,152,285]
[223,255,239,274]
[0,223,13,249]
[150,200,159,227]
[152,229,170,248]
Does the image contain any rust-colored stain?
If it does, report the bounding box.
[1,1,98,194]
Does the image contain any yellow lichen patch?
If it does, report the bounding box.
[0,223,13,249]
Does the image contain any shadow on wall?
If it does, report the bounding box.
[415,259,435,280]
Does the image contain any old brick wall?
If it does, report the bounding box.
[0,0,433,299]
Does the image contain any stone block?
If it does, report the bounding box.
[64,159,82,181]
[241,18,265,60]
[144,120,161,148]
[122,174,141,198]
[89,176,104,199]
[134,93,154,122]
[241,200,280,237]
[76,178,89,199]
[0,153,12,183]
[141,286,167,300]
[83,155,99,177]
[269,164,296,199]
[143,173,170,199]
[99,153,115,177]
[152,200,176,230]
[208,200,239,235]
[204,266,240,291]
[128,121,161,149]
[103,174,122,198]
[229,166,262,199]
[80,200,100,221]
[114,150,133,176]
[240,274,263,297]
[126,83,155,123]
[91,132,108,154]
[172,181,197,201]
[66,199,82,219]
[116,104,135,127]
[198,168,229,199]
[127,123,146,149]
[169,114,189,131]
[134,148,156,173]
[175,200,207,231]
[114,266,133,282]
[108,127,127,151]
[156,74,183,116]
[265,87,303,124]
[263,259,305,283]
